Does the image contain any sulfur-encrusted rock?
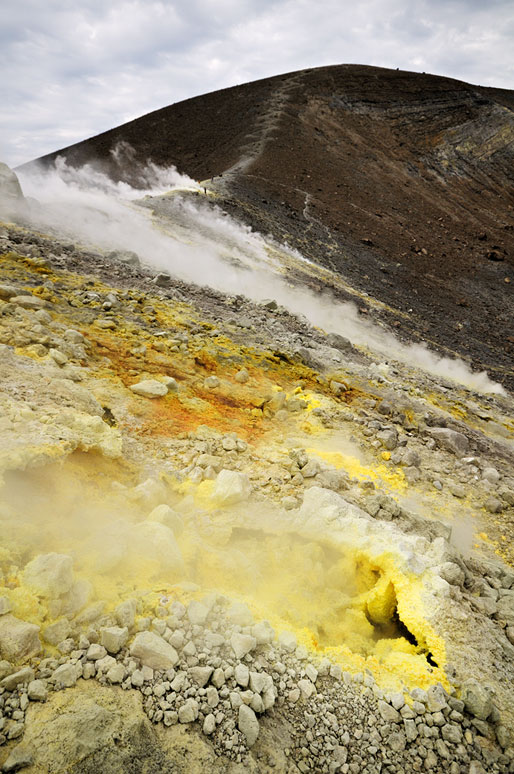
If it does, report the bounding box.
[22,553,74,598]
[129,379,168,398]
[0,615,41,663]
[130,631,179,670]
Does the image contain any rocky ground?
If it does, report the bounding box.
[0,163,513,772]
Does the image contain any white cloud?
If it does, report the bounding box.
[1,0,513,166]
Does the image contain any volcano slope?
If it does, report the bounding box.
[23,64,514,392]
[0,67,512,773]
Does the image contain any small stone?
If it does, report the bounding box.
[305,664,318,683]
[115,599,137,629]
[52,663,79,688]
[235,663,250,687]
[298,679,316,699]
[278,631,297,652]
[238,704,260,747]
[100,626,128,654]
[204,376,220,389]
[1,667,35,691]
[203,713,216,735]
[27,679,48,701]
[230,633,256,659]
[86,644,107,661]
[106,663,126,684]
[427,428,468,456]
[129,379,168,398]
[130,631,179,670]
[212,470,251,506]
[189,666,213,687]
[187,600,209,625]
[378,700,401,723]
[461,679,492,720]
[234,368,249,383]
[484,497,503,514]
[0,615,41,662]
[178,698,199,723]
[1,741,34,771]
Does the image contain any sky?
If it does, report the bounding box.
[2,0,514,167]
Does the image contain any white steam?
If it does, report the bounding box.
[18,158,505,395]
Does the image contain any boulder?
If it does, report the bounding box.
[130,631,179,670]
[0,615,41,663]
[427,428,468,456]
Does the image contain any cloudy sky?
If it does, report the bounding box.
[2,0,513,167]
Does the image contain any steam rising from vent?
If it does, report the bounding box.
[18,156,504,394]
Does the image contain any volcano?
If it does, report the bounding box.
[22,64,514,390]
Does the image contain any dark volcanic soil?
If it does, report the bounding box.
[20,64,514,389]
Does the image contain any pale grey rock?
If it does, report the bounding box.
[426,684,448,713]
[234,368,249,383]
[52,663,80,688]
[203,713,216,735]
[86,644,107,661]
[235,663,250,687]
[278,631,297,652]
[100,626,129,654]
[22,553,73,598]
[1,667,35,691]
[189,666,213,687]
[461,679,492,720]
[404,718,418,742]
[212,470,251,505]
[28,679,48,701]
[1,741,34,772]
[0,597,12,616]
[378,699,401,723]
[130,631,179,670]
[187,600,209,626]
[428,428,468,456]
[298,679,316,699]
[230,632,256,659]
[129,379,168,398]
[42,619,71,646]
[238,704,259,747]
[377,429,398,450]
[0,616,41,663]
[178,698,199,723]
[251,621,275,645]
[106,663,125,684]
[204,376,220,389]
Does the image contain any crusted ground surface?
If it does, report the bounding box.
[0,217,513,773]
